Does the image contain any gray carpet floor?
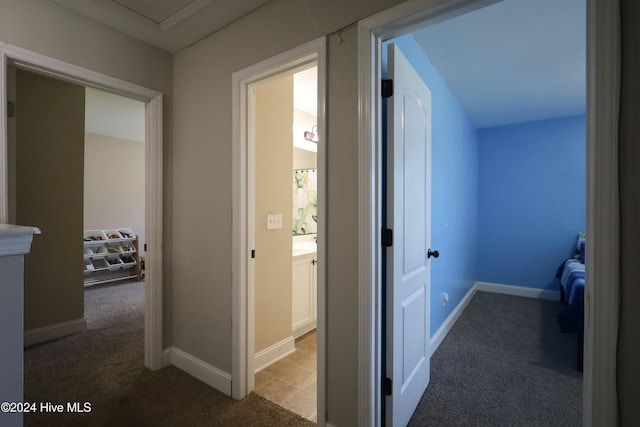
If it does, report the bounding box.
[24,281,314,427]
[24,283,581,426]
[408,291,583,426]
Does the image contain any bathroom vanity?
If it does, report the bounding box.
[292,235,317,338]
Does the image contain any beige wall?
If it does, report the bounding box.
[16,69,85,331]
[255,76,294,353]
[293,147,317,170]
[84,133,145,255]
[324,26,362,424]
[0,0,172,93]
[7,65,16,224]
[172,0,405,425]
[0,0,173,344]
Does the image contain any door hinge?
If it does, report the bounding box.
[383,377,392,396]
[381,228,393,247]
[251,249,256,259]
[144,243,147,252]
[381,79,393,98]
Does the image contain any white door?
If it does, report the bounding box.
[385,43,433,427]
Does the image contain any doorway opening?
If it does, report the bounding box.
[381,1,586,423]
[251,65,319,422]
[232,37,326,425]
[0,43,164,370]
[357,0,617,425]
[83,87,146,289]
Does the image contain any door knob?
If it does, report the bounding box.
[427,249,439,259]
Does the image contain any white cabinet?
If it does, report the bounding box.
[83,228,140,286]
[292,252,317,338]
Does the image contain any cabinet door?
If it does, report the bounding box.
[292,256,314,332]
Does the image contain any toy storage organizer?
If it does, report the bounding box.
[83,228,141,286]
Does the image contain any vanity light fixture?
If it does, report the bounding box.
[303,125,319,143]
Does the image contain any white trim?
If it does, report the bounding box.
[475,282,561,302]
[144,91,164,371]
[159,0,213,31]
[315,42,328,427]
[357,0,616,425]
[232,37,327,426]
[24,318,87,347]
[254,336,296,372]
[293,322,317,340]
[0,42,163,371]
[0,225,40,256]
[0,43,159,101]
[429,285,478,357]
[356,17,380,427]
[163,347,232,396]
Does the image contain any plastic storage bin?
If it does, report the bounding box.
[118,228,135,240]
[106,257,123,270]
[84,230,108,244]
[105,230,124,241]
[91,258,108,271]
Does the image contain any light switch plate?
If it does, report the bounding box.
[267,214,283,230]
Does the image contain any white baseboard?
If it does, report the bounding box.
[476,281,561,301]
[292,321,317,339]
[254,336,296,373]
[163,347,232,396]
[430,285,477,357]
[24,318,87,347]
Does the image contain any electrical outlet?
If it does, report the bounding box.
[266,214,283,230]
[442,292,449,306]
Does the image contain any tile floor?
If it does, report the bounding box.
[255,330,317,422]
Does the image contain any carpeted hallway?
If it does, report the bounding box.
[23,283,582,426]
[24,281,313,427]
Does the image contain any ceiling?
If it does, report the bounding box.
[412,0,586,129]
[53,0,584,130]
[50,0,273,53]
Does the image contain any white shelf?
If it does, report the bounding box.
[83,228,141,285]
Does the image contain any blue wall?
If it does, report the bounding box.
[386,35,479,336]
[385,35,586,337]
[477,115,586,290]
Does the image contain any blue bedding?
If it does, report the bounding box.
[559,258,585,305]
[556,233,586,371]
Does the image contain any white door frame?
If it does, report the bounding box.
[0,43,164,370]
[357,0,619,426]
[232,37,327,423]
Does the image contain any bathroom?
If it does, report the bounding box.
[253,65,319,421]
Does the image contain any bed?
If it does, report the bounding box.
[556,232,586,371]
